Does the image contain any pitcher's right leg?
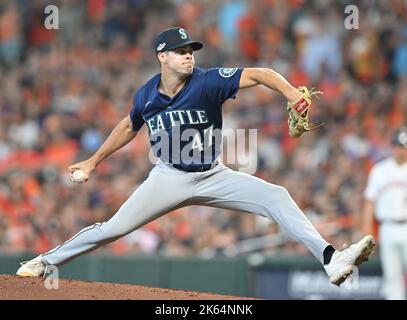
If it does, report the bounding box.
[17,164,194,276]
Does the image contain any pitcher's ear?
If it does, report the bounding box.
[157,51,166,62]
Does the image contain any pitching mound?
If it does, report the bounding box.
[0,274,250,300]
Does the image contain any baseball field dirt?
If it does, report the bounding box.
[0,274,251,300]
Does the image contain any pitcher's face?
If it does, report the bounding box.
[159,45,195,76]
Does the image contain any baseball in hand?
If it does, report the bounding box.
[72,169,86,183]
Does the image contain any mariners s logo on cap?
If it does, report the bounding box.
[153,27,203,53]
[179,28,187,40]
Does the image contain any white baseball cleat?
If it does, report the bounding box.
[16,255,47,277]
[324,235,376,286]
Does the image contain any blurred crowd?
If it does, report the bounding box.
[0,0,406,258]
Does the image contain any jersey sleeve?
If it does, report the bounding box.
[204,67,243,104]
[364,168,378,201]
[129,90,145,131]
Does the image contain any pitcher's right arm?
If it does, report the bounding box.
[68,115,138,181]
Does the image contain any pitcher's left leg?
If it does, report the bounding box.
[193,166,329,263]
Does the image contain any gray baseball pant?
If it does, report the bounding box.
[42,161,329,265]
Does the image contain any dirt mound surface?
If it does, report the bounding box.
[0,274,250,300]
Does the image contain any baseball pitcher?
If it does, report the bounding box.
[17,27,375,287]
[362,127,407,299]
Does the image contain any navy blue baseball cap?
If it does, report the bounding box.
[153,27,203,54]
[391,127,407,148]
